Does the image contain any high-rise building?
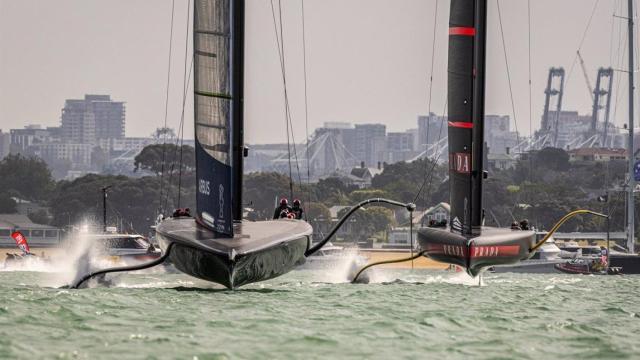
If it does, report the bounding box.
[417,113,447,148]
[386,131,416,162]
[61,95,125,143]
[484,115,518,155]
[354,124,386,166]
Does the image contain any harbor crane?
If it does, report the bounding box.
[591,67,614,147]
[540,67,565,147]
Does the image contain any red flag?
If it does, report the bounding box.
[10,231,30,254]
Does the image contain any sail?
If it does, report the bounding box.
[11,231,30,255]
[447,0,487,236]
[194,0,234,236]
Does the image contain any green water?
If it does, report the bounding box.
[0,269,639,359]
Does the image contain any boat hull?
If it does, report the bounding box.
[609,254,640,274]
[156,218,312,289]
[417,226,536,277]
[554,262,621,275]
[490,259,566,274]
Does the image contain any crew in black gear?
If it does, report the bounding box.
[273,198,292,219]
[291,199,304,220]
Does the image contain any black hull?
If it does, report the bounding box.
[417,226,536,277]
[609,254,640,274]
[156,218,312,289]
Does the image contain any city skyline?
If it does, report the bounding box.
[0,0,632,144]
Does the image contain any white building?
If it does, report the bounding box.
[0,130,10,159]
[31,142,93,167]
[0,214,61,247]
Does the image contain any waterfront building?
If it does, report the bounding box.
[0,214,61,247]
[567,147,627,162]
[9,125,61,154]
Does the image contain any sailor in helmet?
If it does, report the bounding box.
[273,198,292,220]
[291,199,304,220]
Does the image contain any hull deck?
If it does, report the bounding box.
[156,218,312,289]
[417,226,536,277]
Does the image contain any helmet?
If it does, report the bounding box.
[280,198,288,206]
[293,199,301,207]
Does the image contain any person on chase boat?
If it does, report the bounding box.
[273,198,292,220]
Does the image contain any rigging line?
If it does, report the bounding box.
[565,0,601,89]
[496,0,521,152]
[159,0,176,215]
[163,57,194,213]
[421,0,440,208]
[413,0,439,206]
[301,0,312,210]
[413,100,448,206]
[527,0,532,141]
[524,0,533,202]
[277,0,305,197]
[163,0,191,211]
[612,30,629,126]
[609,0,619,67]
[527,0,533,197]
[270,0,294,201]
[176,0,191,208]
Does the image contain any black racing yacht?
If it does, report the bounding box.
[155,0,312,289]
[417,0,537,276]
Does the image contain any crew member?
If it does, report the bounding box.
[291,199,304,220]
[519,219,530,230]
[273,198,292,219]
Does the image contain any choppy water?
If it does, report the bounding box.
[1,267,639,359]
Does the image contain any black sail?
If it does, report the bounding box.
[194,0,234,236]
[447,0,486,236]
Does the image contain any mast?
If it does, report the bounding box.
[627,0,635,253]
[471,0,487,234]
[447,0,487,236]
[231,0,245,222]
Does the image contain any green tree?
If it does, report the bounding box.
[28,209,50,225]
[48,174,194,234]
[535,147,570,171]
[0,154,54,201]
[243,172,298,219]
[134,144,195,175]
[348,189,391,203]
[371,158,447,206]
[0,193,17,213]
[337,205,396,241]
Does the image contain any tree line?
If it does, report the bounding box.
[0,145,635,242]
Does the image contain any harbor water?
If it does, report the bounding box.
[0,268,639,359]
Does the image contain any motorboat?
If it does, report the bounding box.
[491,234,565,274]
[301,242,368,269]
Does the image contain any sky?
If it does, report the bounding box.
[0,0,636,144]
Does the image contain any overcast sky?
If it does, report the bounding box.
[0,0,635,144]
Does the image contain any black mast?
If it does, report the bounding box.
[446,0,487,237]
[470,0,487,235]
[231,0,245,222]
